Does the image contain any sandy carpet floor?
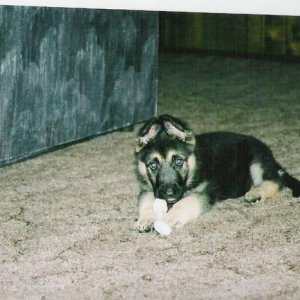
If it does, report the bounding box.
[1,53,300,299]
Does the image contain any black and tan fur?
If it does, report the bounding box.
[135,115,300,232]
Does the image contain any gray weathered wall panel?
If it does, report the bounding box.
[0,6,158,166]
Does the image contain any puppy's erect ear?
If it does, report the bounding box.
[160,115,195,145]
[135,117,161,153]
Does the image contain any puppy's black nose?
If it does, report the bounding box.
[165,187,175,197]
[157,184,180,201]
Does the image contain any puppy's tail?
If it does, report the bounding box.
[278,168,300,197]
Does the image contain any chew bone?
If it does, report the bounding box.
[153,198,172,236]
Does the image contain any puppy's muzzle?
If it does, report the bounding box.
[157,183,183,203]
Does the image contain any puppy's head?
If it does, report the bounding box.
[135,115,196,204]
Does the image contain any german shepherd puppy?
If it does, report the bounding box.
[135,115,300,232]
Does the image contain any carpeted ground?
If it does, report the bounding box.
[1,53,300,299]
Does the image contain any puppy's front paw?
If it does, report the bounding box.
[164,211,184,231]
[135,213,155,232]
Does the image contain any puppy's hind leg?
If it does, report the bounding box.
[245,163,280,202]
[245,180,280,202]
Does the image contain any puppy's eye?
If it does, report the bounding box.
[175,157,184,166]
[149,161,158,170]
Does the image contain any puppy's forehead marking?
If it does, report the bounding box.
[148,152,163,163]
[166,150,180,162]
[166,150,189,162]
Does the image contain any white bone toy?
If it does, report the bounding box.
[153,198,172,236]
